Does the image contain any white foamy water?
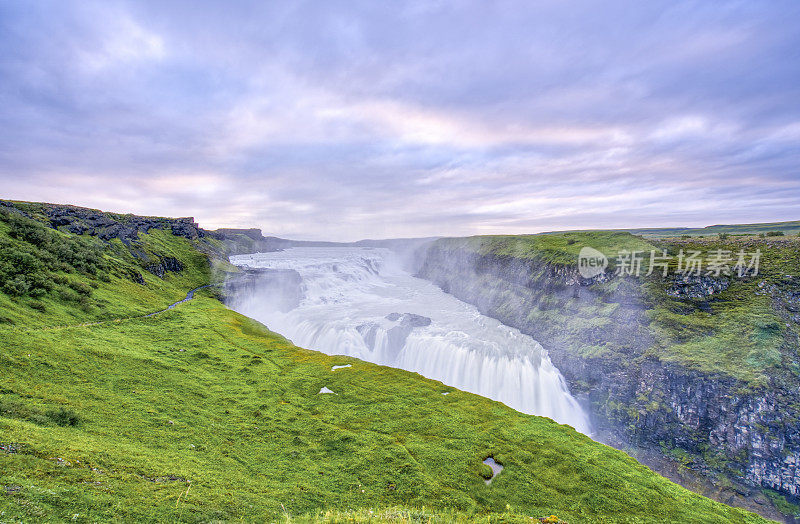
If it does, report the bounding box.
[228,247,590,434]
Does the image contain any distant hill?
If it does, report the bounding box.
[624,220,800,238]
[213,227,437,254]
[542,220,800,238]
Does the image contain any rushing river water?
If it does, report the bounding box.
[228,247,591,434]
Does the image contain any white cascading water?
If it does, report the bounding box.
[228,247,591,434]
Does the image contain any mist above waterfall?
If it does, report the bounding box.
[227,247,590,434]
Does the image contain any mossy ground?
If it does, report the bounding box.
[0,296,768,523]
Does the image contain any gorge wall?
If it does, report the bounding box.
[414,238,800,514]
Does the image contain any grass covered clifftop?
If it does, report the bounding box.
[434,231,655,269]
[427,231,800,386]
[0,201,769,522]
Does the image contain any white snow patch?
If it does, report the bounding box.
[318,387,336,394]
[332,364,352,370]
[483,457,504,484]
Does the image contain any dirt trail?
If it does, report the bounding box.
[8,284,214,333]
[145,285,212,317]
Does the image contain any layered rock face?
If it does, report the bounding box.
[144,256,185,278]
[415,242,800,501]
[39,203,203,242]
[0,200,203,243]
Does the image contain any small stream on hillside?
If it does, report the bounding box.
[227,247,591,435]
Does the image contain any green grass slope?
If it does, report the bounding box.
[0,209,214,328]
[0,298,770,523]
[0,204,770,522]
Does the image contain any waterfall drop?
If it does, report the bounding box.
[228,247,591,434]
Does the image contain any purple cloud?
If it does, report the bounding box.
[1,0,799,240]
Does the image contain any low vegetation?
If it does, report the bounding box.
[616,220,800,238]
[0,296,768,523]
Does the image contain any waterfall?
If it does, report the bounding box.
[228,247,591,434]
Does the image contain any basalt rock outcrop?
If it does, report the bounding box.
[212,228,347,255]
[47,206,203,243]
[145,256,185,278]
[1,200,204,243]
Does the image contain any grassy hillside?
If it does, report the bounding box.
[0,203,218,328]
[0,203,770,522]
[2,296,771,523]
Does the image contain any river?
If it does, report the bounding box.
[228,247,590,434]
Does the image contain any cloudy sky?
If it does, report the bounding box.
[1,1,799,240]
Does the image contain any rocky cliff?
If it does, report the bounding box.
[0,200,205,242]
[415,236,800,520]
[0,200,216,284]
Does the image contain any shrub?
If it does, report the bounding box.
[28,300,47,312]
[78,294,92,312]
[766,231,785,237]
[27,272,53,296]
[2,213,106,278]
[3,274,30,296]
[0,399,80,426]
[57,288,80,302]
[29,413,51,425]
[718,233,729,240]
[68,280,92,296]
[0,211,108,300]
[0,398,29,419]
[8,214,53,247]
[46,407,81,427]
